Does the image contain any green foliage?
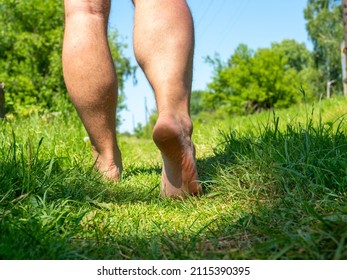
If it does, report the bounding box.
[304,0,343,92]
[205,41,314,115]
[134,110,158,139]
[0,0,65,114]
[271,39,312,72]
[0,0,135,123]
[190,90,209,116]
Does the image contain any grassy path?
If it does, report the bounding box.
[1,98,347,259]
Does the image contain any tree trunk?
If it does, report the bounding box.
[342,41,347,96]
[0,82,5,119]
[342,0,347,95]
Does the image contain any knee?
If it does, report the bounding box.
[64,0,110,19]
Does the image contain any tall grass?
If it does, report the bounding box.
[0,98,346,259]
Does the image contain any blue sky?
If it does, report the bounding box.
[109,0,312,133]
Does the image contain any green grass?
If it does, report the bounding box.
[1,97,347,259]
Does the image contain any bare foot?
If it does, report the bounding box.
[92,145,123,181]
[152,114,203,198]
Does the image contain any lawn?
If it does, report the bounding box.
[0,97,346,259]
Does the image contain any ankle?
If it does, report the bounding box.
[154,112,192,137]
[92,145,123,175]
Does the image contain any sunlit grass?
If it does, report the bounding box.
[1,97,347,259]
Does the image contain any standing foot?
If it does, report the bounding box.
[92,145,123,181]
[152,113,203,198]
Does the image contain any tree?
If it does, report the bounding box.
[271,40,312,72]
[304,0,343,93]
[133,110,158,139]
[205,41,309,115]
[271,39,323,99]
[190,90,209,116]
[0,0,135,123]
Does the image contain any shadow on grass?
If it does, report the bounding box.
[194,116,347,259]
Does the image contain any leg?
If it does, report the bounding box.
[62,0,122,179]
[133,0,202,197]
